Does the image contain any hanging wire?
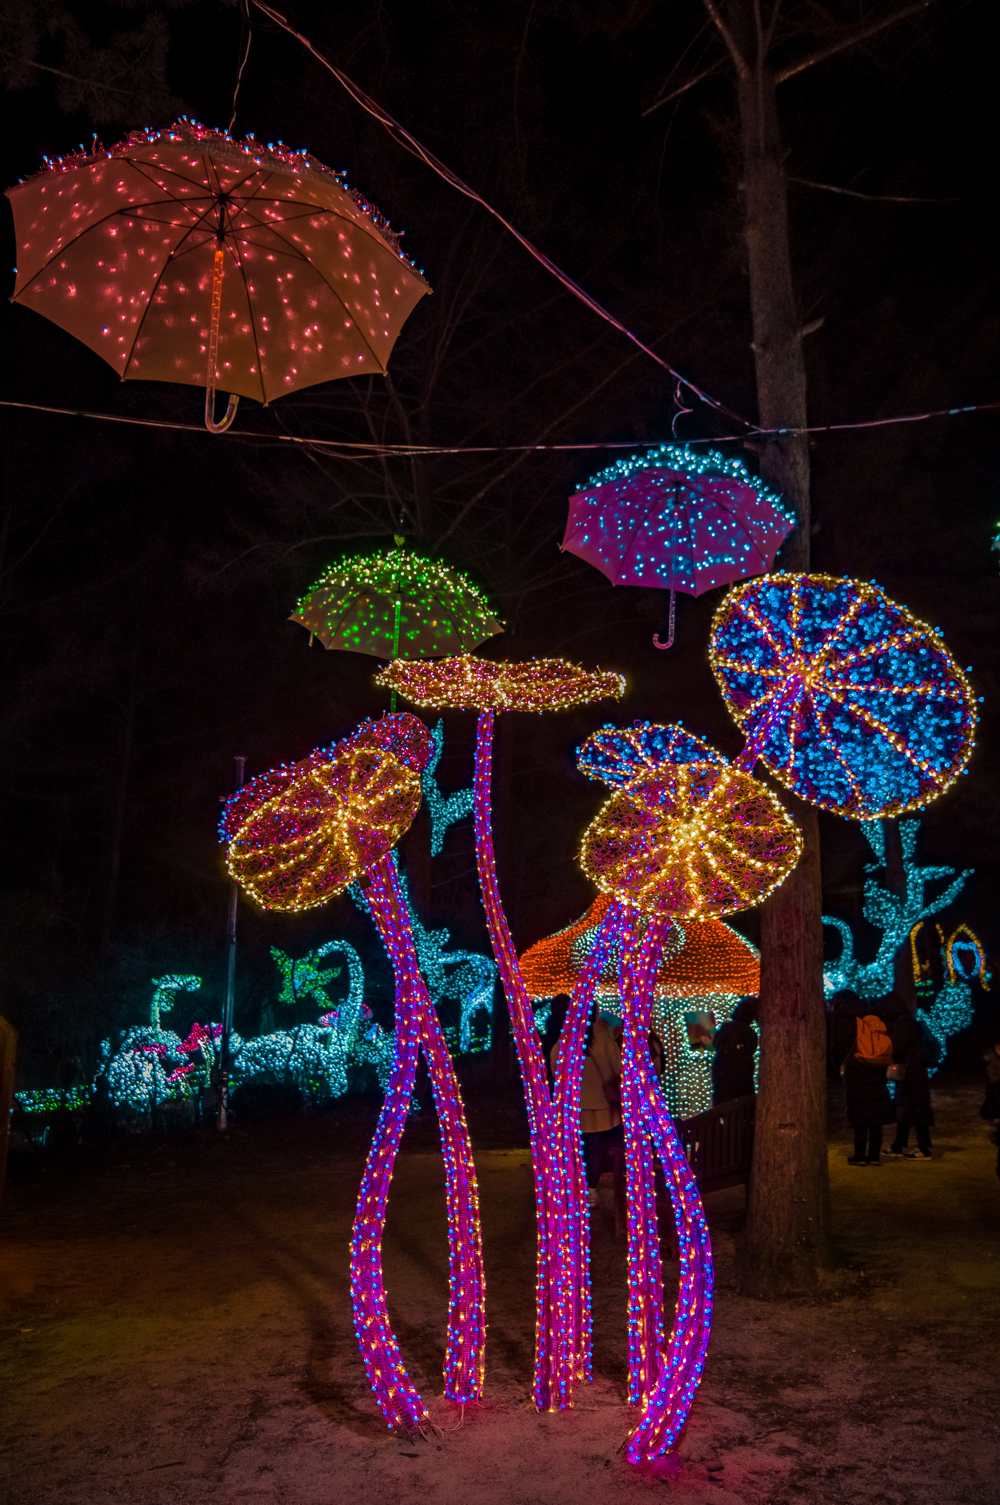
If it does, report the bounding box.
[1,394,997,454]
[227,0,254,134]
[249,0,749,429]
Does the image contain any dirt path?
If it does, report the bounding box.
[2,1085,998,1505]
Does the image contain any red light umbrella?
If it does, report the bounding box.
[6,120,430,430]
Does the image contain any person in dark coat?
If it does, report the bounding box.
[832,990,895,1166]
[980,1039,1000,1182]
[711,998,758,1105]
[540,995,570,1090]
[888,1005,937,1158]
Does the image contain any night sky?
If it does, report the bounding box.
[1,1,996,1076]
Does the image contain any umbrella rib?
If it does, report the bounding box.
[12,194,191,299]
[253,220,388,373]
[226,232,269,404]
[119,195,223,381]
[120,152,231,196]
[228,195,424,272]
[698,485,782,571]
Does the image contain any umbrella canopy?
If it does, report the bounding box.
[562,444,795,648]
[518,894,759,999]
[710,572,978,819]
[580,761,802,920]
[293,546,502,660]
[7,120,429,428]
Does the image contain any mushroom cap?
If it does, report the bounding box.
[375,654,626,713]
[341,712,433,773]
[226,742,421,911]
[518,893,759,998]
[710,571,978,820]
[577,720,725,788]
[580,761,802,920]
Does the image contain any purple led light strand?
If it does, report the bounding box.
[615,901,714,1463]
[416,955,487,1404]
[349,856,428,1433]
[351,856,486,1430]
[553,903,620,1390]
[733,673,804,773]
[620,977,665,1405]
[473,709,569,1411]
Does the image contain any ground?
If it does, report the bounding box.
[1,1080,998,1505]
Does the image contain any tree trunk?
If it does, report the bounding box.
[882,819,916,1010]
[734,34,830,1294]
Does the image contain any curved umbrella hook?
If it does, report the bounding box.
[652,588,676,651]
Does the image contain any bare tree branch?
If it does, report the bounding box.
[642,57,728,116]
[774,0,933,84]
[702,0,752,78]
[790,175,957,205]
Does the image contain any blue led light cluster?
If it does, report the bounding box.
[711,574,979,820]
[577,721,725,788]
[822,818,990,1073]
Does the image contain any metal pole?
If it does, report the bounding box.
[218,754,246,1130]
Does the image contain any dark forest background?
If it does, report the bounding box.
[1,0,996,1083]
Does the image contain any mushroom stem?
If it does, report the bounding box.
[473,708,571,1410]
[615,901,714,1463]
[350,855,486,1430]
[553,903,620,1392]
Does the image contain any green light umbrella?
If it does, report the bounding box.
[291,540,503,661]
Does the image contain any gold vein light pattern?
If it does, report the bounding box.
[293,547,503,660]
[709,572,978,820]
[226,742,421,911]
[6,119,429,404]
[376,654,626,712]
[580,761,802,919]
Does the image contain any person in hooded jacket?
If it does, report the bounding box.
[832,989,895,1166]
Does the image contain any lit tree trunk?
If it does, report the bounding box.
[731,17,829,1295]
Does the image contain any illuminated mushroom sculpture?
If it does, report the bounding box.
[376,654,625,1411]
[578,732,801,1463]
[223,714,485,1432]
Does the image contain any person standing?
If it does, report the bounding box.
[888,1005,939,1159]
[980,1039,1000,1182]
[833,990,894,1166]
[711,998,758,1105]
[555,1015,622,1207]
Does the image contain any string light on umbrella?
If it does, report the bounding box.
[563,444,795,649]
[6,120,429,431]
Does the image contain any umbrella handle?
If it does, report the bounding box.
[204,242,240,433]
[652,589,676,651]
[204,388,240,433]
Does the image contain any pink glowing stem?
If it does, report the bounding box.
[350,856,485,1431]
[621,1005,665,1404]
[615,901,714,1463]
[417,969,487,1404]
[553,903,619,1389]
[473,709,571,1410]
